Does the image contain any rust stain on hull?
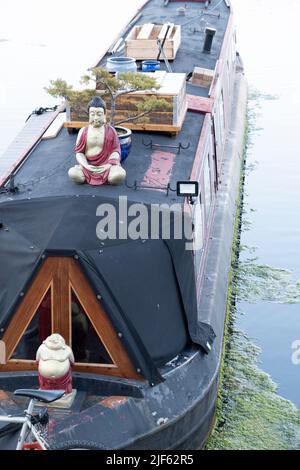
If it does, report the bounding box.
[100,396,128,409]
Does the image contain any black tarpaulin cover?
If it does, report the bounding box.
[0,196,215,383]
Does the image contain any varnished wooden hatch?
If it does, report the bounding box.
[0,257,142,380]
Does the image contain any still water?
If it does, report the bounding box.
[0,0,299,410]
[231,0,300,407]
[0,0,143,156]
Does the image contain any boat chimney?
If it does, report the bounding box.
[203,27,216,54]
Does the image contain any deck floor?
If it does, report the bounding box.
[0,0,229,205]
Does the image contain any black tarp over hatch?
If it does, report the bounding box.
[0,196,215,383]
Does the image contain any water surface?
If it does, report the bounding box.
[0,0,143,156]
[231,0,300,407]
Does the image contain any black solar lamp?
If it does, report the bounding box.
[177,181,199,204]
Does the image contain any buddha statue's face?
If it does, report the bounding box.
[89,106,106,128]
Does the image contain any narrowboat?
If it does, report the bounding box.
[0,0,247,450]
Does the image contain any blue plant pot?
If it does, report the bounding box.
[106,57,137,73]
[115,126,132,162]
[142,60,161,72]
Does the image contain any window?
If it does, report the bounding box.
[0,257,141,380]
[71,290,113,365]
[13,288,52,360]
[193,193,204,268]
[203,154,212,217]
[219,90,226,135]
[231,36,236,65]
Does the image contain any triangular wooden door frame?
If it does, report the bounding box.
[0,257,141,380]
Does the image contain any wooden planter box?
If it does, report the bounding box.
[67,101,89,123]
[65,72,187,134]
[101,72,187,133]
[125,23,181,60]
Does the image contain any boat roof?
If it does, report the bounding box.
[0,195,197,384]
[97,0,230,89]
[0,0,230,206]
[0,0,229,381]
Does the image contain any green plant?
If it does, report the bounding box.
[45,67,171,126]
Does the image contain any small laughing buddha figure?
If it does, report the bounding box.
[36,333,74,395]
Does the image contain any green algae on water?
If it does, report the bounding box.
[248,88,279,103]
[206,324,300,450]
[206,96,300,450]
[237,255,300,304]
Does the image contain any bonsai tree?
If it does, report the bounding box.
[45,67,171,127]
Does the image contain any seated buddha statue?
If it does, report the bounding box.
[68,96,126,186]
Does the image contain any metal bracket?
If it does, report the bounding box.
[0,174,19,195]
[142,139,190,154]
[8,174,19,193]
[125,180,175,196]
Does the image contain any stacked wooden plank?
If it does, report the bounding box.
[192,67,214,88]
[42,112,66,140]
[137,23,155,40]
[125,23,181,60]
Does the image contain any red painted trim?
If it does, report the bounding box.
[0,104,65,188]
[190,114,211,182]
[190,3,235,302]
[187,94,214,114]
[209,10,234,100]
[189,7,234,183]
